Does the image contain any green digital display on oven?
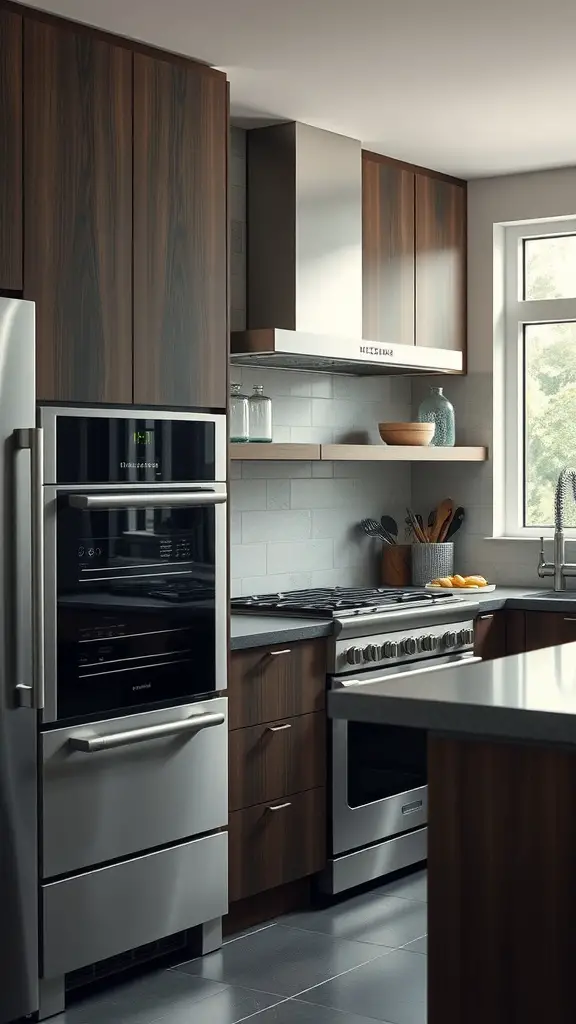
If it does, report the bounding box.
[133,430,153,445]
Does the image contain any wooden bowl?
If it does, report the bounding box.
[378,422,435,446]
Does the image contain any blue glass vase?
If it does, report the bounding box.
[417,386,455,447]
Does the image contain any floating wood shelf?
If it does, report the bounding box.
[230,443,488,463]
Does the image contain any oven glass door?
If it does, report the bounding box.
[51,488,225,722]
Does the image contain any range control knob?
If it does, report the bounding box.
[443,631,458,648]
[346,646,364,666]
[363,644,379,662]
[420,633,438,652]
[382,641,399,659]
[465,627,475,645]
[403,637,417,656]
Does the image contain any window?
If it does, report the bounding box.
[504,220,576,535]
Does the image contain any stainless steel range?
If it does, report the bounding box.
[232,586,481,894]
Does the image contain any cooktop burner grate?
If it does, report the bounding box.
[231,586,458,618]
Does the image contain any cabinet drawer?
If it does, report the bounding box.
[229,641,326,730]
[525,611,576,652]
[229,788,326,902]
[41,698,227,878]
[229,712,326,812]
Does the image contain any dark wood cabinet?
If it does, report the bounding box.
[133,54,227,409]
[474,612,507,661]
[24,19,133,404]
[229,788,326,903]
[523,611,576,652]
[0,9,22,292]
[415,174,466,353]
[362,154,414,345]
[229,641,326,731]
[229,711,326,813]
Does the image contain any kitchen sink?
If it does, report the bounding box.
[523,590,576,600]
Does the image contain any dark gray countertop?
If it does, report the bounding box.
[328,642,576,746]
[230,586,576,650]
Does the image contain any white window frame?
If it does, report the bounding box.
[503,218,576,537]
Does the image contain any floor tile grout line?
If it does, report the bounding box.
[270,920,400,951]
[233,994,293,1023]
[286,945,394,1001]
[223,922,278,947]
[287,994,400,1024]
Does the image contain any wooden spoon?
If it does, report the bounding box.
[430,497,454,542]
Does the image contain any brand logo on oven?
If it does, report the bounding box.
[132,682,152,691]
[120,461,159,469]
[359,345,394,358]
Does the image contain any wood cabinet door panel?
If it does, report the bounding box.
[474,612,507,661]
[133,54,227,409]
[362,155,414,345]
[415,174,466,353]
[229,711,326,812]
[229,788,326,902]
[24,19,132,403]
[229,641,326,731]
[524,611,576,652]
[0,10,22,291]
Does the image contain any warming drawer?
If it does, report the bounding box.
[41,832,227,979]
[41,698,228,878]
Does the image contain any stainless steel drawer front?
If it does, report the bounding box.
[41,698,228,878]
[41,832,227,979]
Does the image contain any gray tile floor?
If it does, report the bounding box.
[56,869,427,1024]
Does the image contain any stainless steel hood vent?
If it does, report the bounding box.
[230,122,462,376]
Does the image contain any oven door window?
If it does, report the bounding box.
[347,722,427,806]
[56,498,218,720]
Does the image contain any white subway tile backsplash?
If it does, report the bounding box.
[230,511,242,545]
[242,510,312,543]
[312,461,334,478]
[267,539,333,574]
[290,426,334,444]
[266,480,291,510]
[242,460,313,479]
[229,479,267,511]
[272,396,312,426]
[239,572,314,596]
[231,543,266,579]
[310,376,334,399]
[290,478,338,509]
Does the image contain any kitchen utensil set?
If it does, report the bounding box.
[405,501,465,543]
[360,518,397,545]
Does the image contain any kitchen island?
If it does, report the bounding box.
[328,643,576,1024]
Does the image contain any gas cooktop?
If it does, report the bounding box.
[231,586,459,618]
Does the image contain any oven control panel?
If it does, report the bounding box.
[335,620,475,674]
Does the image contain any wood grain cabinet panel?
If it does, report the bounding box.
[229,711,326,813]
[229,641,326,731]
[474,612,507,661]
[415,174,466,352]
[0,9,22,291]
[523,611,576,652]
[133,54,227,409]
[362,155,414,345]
[229,788,326,902]
[24,19,132,403]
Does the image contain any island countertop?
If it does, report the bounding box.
[328,642,576,746]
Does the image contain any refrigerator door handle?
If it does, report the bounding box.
[15,427,45,710]
[69,490,226,510]
[68,711,226,752]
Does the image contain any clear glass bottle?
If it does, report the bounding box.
[248,385,272,443]
[417,386,455,447]
[229,383,249,442]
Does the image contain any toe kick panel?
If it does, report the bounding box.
[41,832,227,979]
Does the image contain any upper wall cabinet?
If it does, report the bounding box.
[0,9,22,291]
[362,155,414,346]
[415,173,466,353]
[133,54,228,410]
[24,19,133,403]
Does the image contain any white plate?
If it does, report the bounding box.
[425,583,496,594]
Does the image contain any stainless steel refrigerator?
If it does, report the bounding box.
[0,298,39,1023]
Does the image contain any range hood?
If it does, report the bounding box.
[230,122,462,376]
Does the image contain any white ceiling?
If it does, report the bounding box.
[24,0,576,178]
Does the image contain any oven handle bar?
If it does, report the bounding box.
[15,427,45,710]
[68,711,226,753]
[69,490,227,510]
[335,653,482,688]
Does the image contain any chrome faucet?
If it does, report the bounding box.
[538,469,576,590]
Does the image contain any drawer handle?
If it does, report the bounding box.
[564,618,576,623]
[267,723,292,732]
[68,711,225,753]
[267,802,292,812]
[268,649,292,657]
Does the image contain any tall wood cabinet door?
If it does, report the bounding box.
[24,20,132,403]
[0,10,22,291]
[362,155,414,345]
[415,174,466,353]
[133,55,227,409]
